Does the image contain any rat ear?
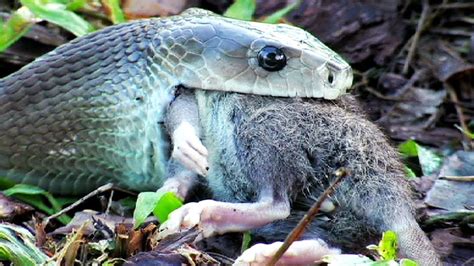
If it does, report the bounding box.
[180,8,216,17]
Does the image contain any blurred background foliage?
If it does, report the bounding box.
[0,0,297,52]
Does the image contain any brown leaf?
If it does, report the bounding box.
[0,192,34,221]
[425,178,474,212]
[419,40,474,83]
[125,250,187,265]
[122,0,199,19]
[386,126,461,147]
[439,151,474,177]
[430,227,474,264]
[50,210,136,236]
[56,222,89,265]
[35,219,47,248]
[255,0,406,65]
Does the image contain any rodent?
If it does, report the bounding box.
[161,91,441,265]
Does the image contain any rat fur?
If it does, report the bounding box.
[192,91,440,265]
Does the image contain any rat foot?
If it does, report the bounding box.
[172,121,209,176]
[158,198,290,241]
[233,239,341,266]
[158,200,220,240]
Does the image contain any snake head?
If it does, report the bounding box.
[153,8,353,99]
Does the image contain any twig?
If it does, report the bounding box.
[429,28,473,37]
[267,168,348,266]
[105,189,114,214]
[42,183,135,227]
[441,176,474,182]
[445,82,472,149]
[394,69,426,97]
[403,0,430,74]
[434,3,474,9]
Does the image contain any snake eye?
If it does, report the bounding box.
[257,46,286,72]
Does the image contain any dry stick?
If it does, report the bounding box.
[435,3,474,9]
[267,168,348,266]
[442,176,474,182]
[105,189,115,214]
[445,82,472,149]
[402,0,430,75]
[42,183,136,227]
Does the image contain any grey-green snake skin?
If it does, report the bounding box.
[0,8,352,195]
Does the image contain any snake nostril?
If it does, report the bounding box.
[327,72,334,84]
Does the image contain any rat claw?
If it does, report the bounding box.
[172,122,209,176]
[172,147,208,176]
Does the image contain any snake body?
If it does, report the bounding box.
[0,8,352,194]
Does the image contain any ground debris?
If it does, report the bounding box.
[0,193,34,221]
[255,0,406,66]
[0,0,473,264]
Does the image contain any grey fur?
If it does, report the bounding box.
[193,91,441,265]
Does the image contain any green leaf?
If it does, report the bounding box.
[66,0,87,11]
[455,125,474,140]
[399,140,443,176]
[4,183,49,196]
[4,184,71,224]
[118,196,137,209]
[241,231,252,253]
[102,258,127,265]
[400,259,419,266]
[20,0,94,36]
[0,6,37,52]
[133,191,184,228]
[377,231,398,261]
[12,194,55,214]
[370,261,397,266]
[152,192,183,223]
[102,0,126,24]
[417,146,443,176]
[403,166,417,180]
[0,177,17,190]
[223,0,256,21]
[262,1,299,24]
[133,192,160,229]
[55,196,78,207]
[0,223,52,265]
[399,140,419,157]
[323,254,374,265]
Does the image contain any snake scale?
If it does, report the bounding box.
[0,8,352,195]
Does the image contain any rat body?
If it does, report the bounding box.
[162,91,441,265]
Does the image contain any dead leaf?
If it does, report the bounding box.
[425,179,474,212]
[55,222,89,265]
[122,0,199,19]
[0,193,34,221]
[255,0,406,65]
[419,40,474,83]
[51,210,137,236]
[430,227,474,264]
[439,151,474,177]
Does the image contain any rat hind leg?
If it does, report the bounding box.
[158,188,291,240]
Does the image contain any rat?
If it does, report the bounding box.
[160,90,441,265]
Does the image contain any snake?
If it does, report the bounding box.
[0,8,352,195]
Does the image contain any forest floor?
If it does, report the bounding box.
[0,0,473,265]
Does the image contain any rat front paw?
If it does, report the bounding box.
[172,122,209,176]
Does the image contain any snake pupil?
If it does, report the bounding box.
[257,46,286,72]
